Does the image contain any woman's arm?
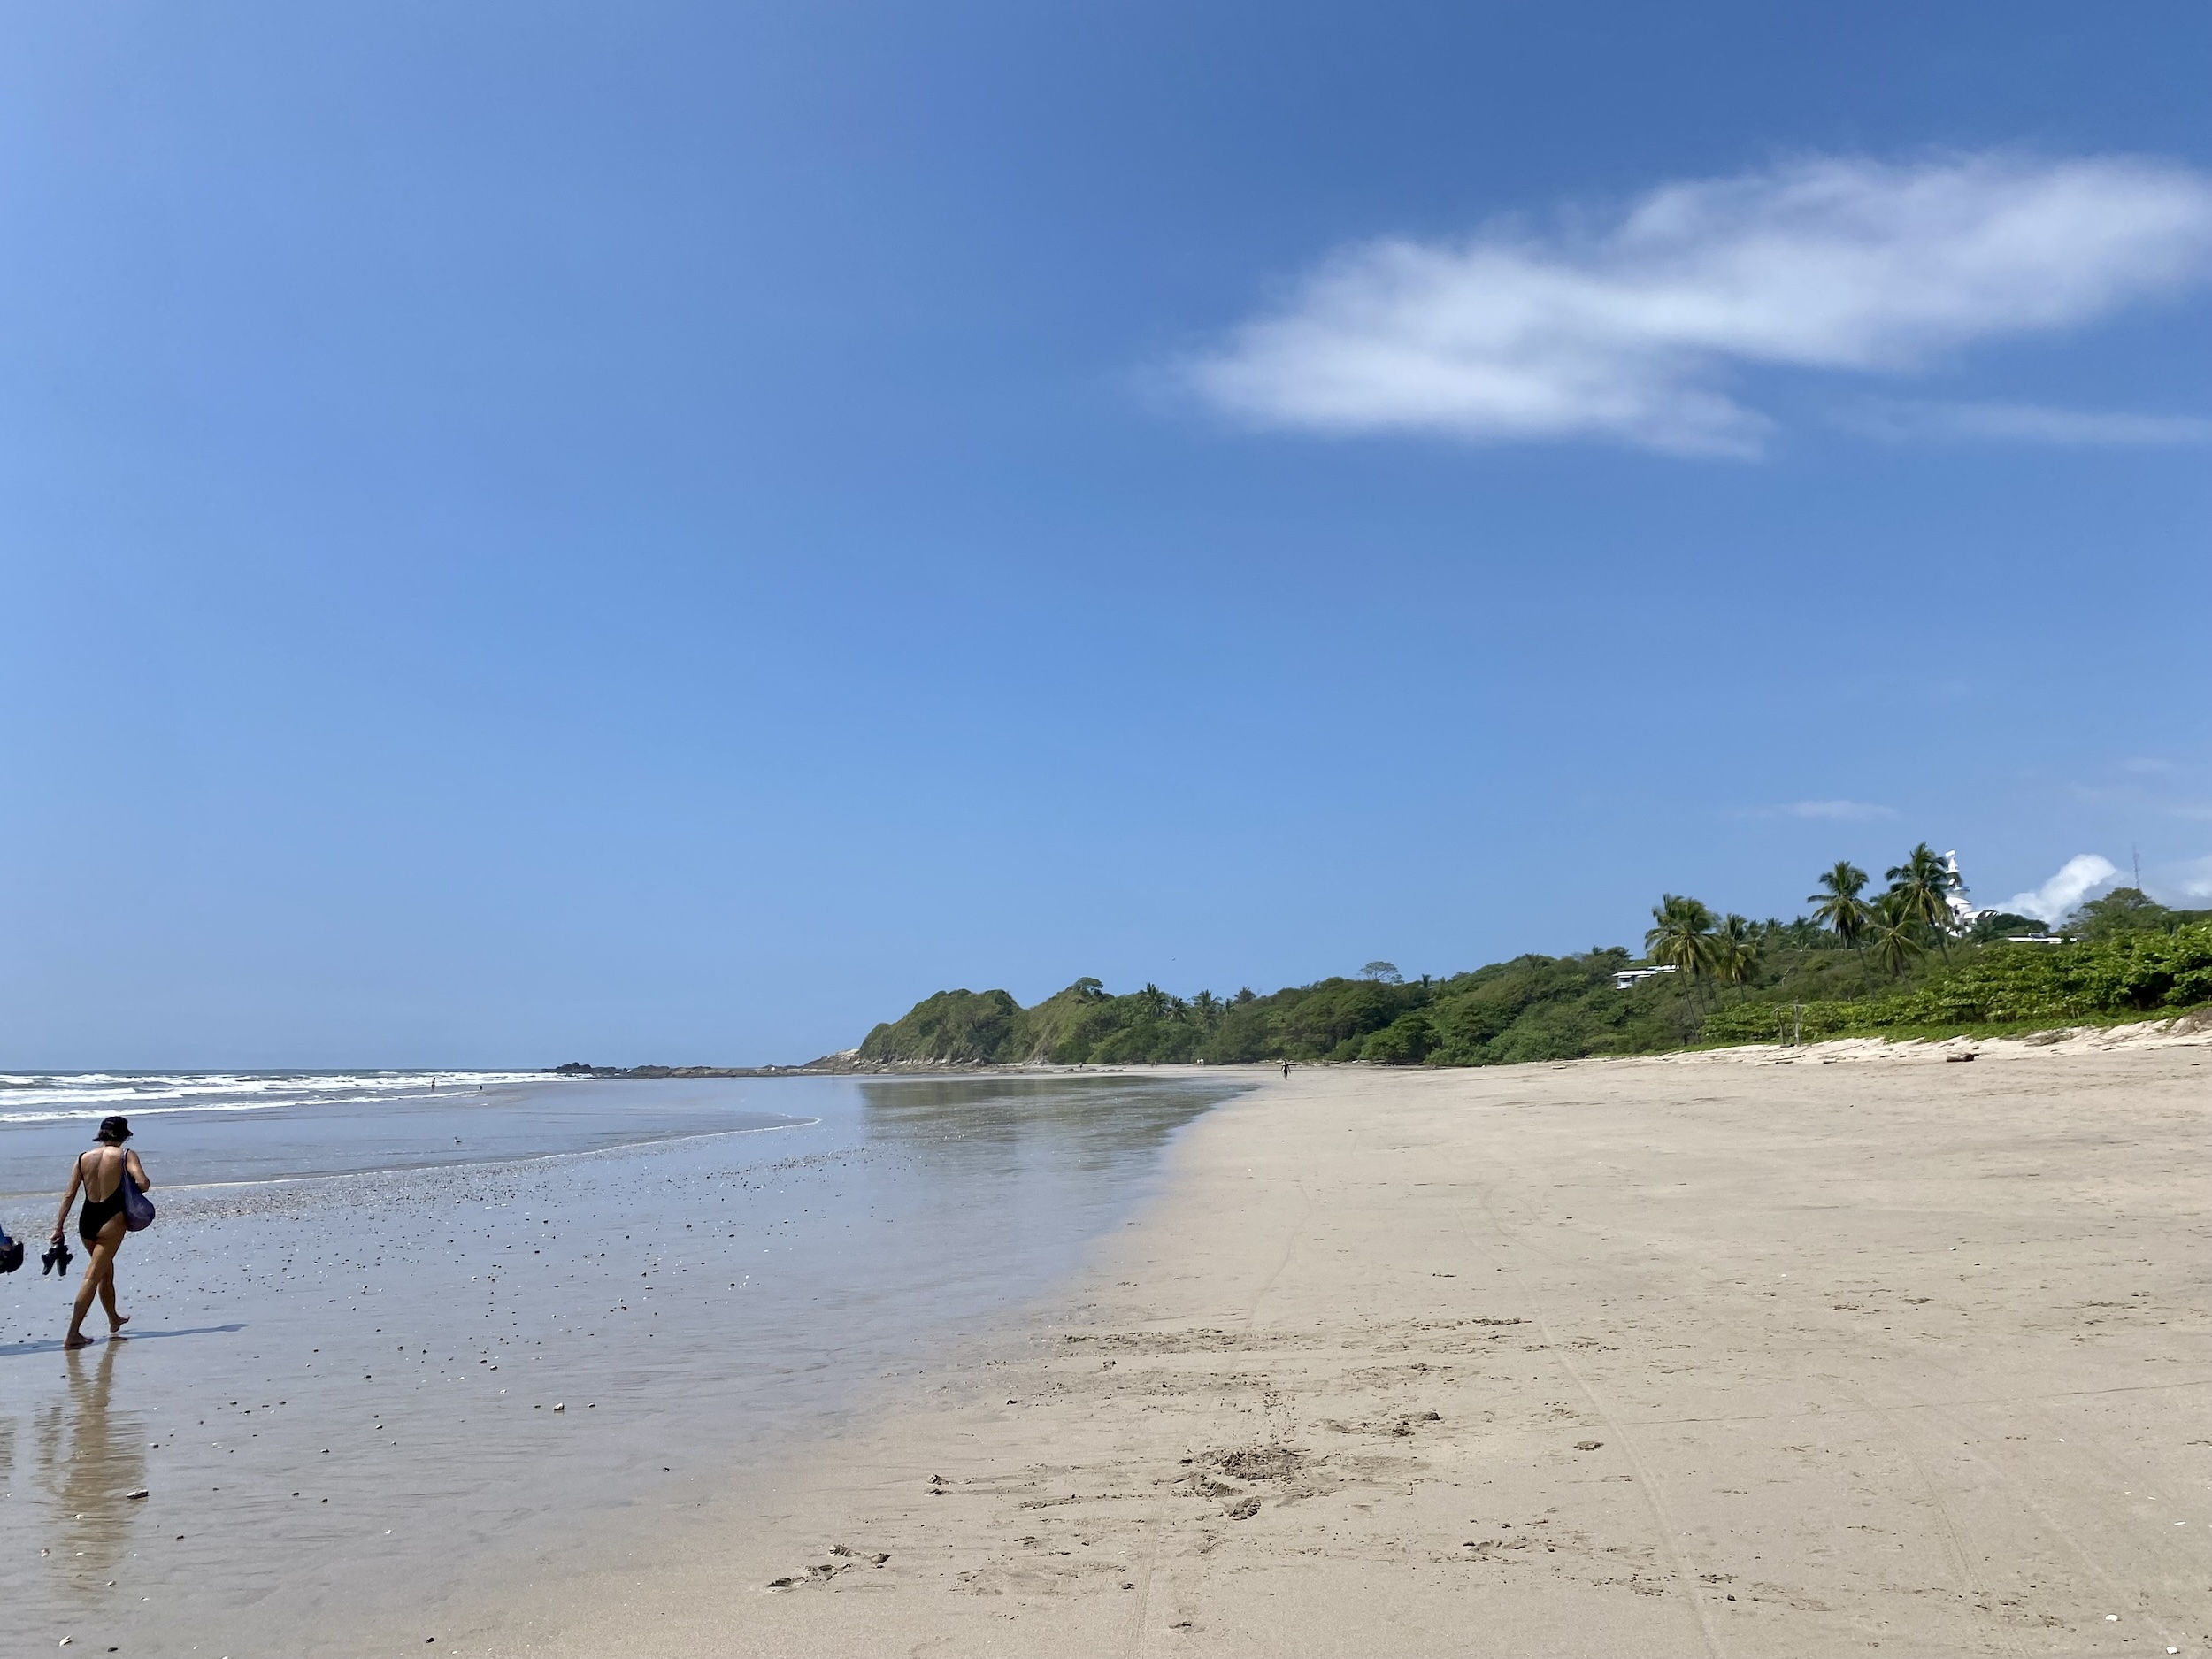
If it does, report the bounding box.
[52,1156,83,1241]
[127,1148,150,1192]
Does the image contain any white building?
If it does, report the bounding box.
[1942,849,1983,933]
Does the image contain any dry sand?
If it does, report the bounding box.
[472,1030,2212,1658]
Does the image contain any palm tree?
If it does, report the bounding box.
[1867,889,1926,978]
[1645,895,1718,1004]
[1886,843,1959,961]
[1712,913,1760,996]
[1808,860,1876,990]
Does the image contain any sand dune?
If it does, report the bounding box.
[480,1033,2212,1657]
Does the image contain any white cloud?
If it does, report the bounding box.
[2002,854,2119,922]
[1844,400,2212,447]
[2170,855,2212,901]
[1186,153,2212,456]
[1766,799,1898,822]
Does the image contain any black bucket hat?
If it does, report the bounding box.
[96,1115,133,1144]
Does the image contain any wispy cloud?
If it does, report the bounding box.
[2171,855,2212,900]
[2002,854,2119,922]
[1185,153,2212,456]
[1841,400,2212,447]
[1759,799,1899,822]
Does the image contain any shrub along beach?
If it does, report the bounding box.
[859,844,2212,1069]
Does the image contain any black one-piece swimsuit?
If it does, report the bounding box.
[77,1156,127,1244]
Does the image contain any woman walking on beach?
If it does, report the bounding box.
[51,1116,150,1350]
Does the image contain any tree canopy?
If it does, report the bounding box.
[855,853,2212,1069]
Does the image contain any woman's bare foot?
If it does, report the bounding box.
[63,1333,93,1349]
[109,1313,130,1338]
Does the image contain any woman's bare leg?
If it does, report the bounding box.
[66,1223,126,1347]
[100,1264,128,1334]
[96,1217,127,1333]
[65,1249,104,1347]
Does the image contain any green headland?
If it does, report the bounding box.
[856,845,2212,1068]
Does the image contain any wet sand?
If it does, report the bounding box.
[0,1072,1243,1655]
[471,1031,2212,1657]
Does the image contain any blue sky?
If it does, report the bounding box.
[4,1,2209,1067]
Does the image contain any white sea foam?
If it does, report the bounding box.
[0,1071,550,1125]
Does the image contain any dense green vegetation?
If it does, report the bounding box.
[854,851,2212,1068]
[856,956,1684,1067]
[1696,922,2212,1044]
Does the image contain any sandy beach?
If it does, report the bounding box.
[465,1029,2212,1658]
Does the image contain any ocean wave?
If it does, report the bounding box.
[0,1071,551,1124]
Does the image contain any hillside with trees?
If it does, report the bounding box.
[854,845,2212,1068]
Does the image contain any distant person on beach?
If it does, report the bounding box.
[1282,1060,1291,1079]
[50,1115,150,1350]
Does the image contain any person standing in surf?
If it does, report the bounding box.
[50,1115,151,1350]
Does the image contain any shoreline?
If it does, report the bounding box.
[631,1005,2212,1078]
[1,1072,1243,1655]
[462,1033,2212,1657]
[17,1005,2204,1093]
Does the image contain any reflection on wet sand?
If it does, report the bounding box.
[37,1341,146,1592]
[0,1072,1248,1653]
[858,1075,1232,1171]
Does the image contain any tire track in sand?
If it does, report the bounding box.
[1461,1182,1724,1659]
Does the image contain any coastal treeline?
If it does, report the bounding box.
[858,957,1666,1069]
[856,846,2212,1067]
[1642,845,2212,1041]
